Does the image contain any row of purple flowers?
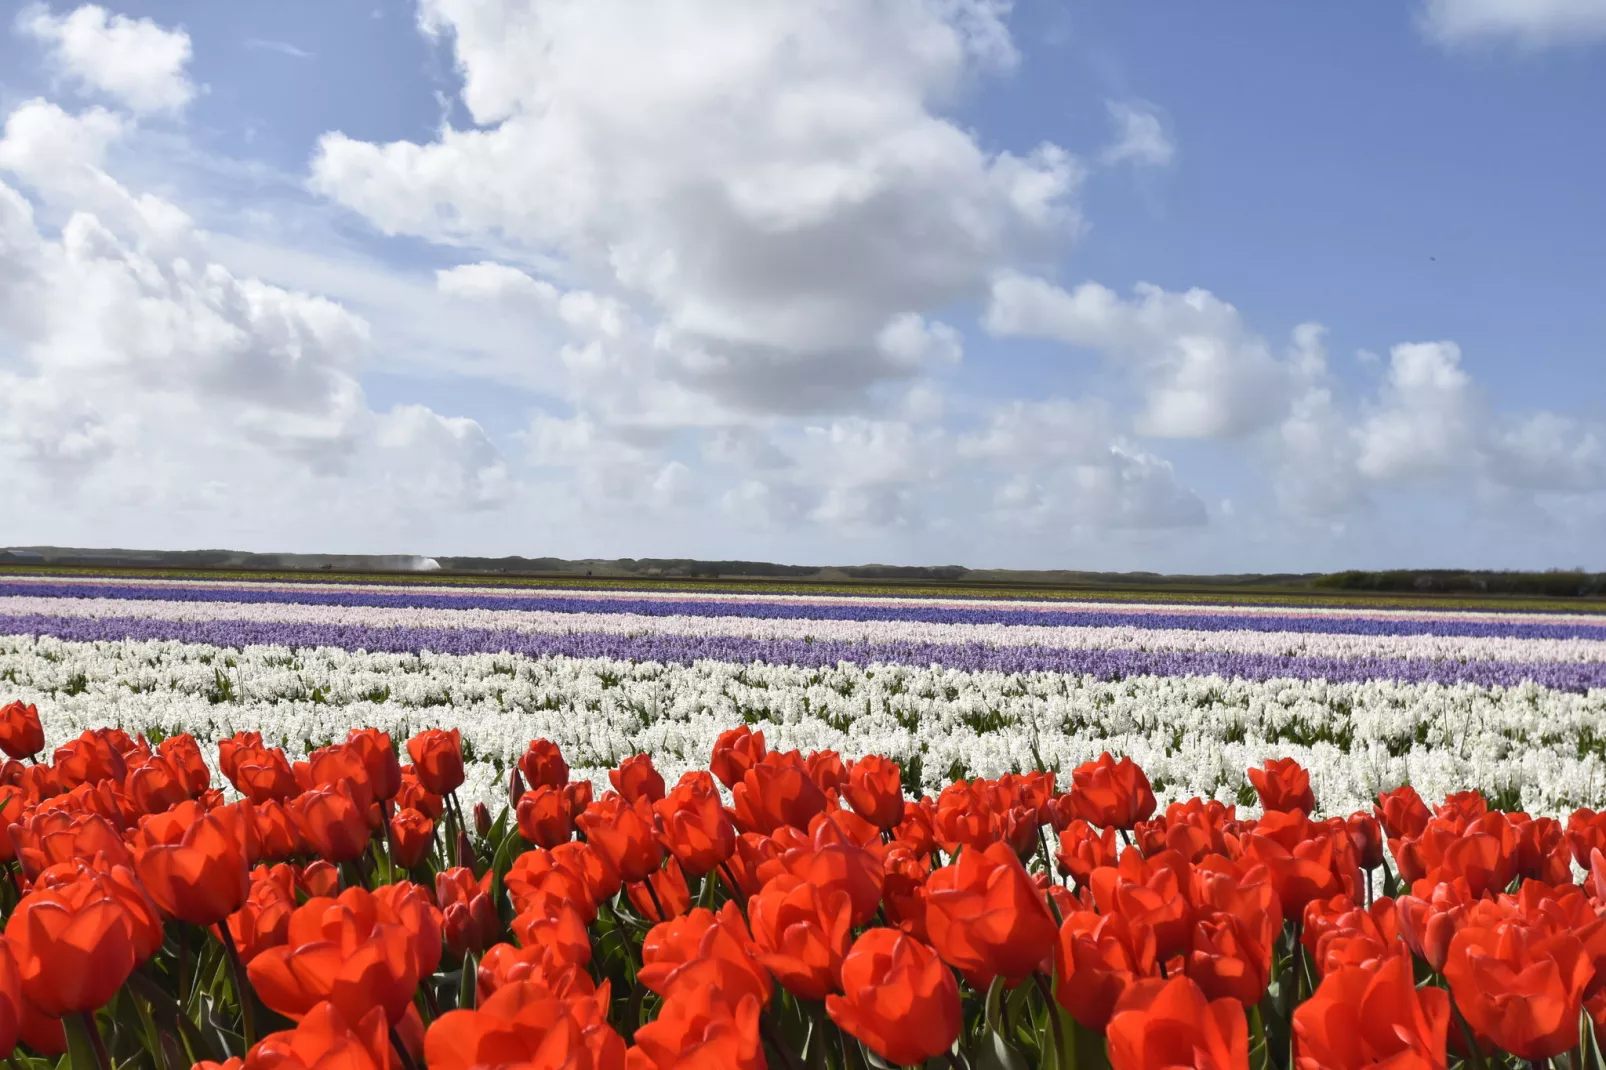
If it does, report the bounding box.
[5,612,1603,691]
[4,580,1604,641]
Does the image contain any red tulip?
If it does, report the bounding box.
[844,755,906,830]
[405,729,464,797]
[1375,785,1431,840]
[244,1000,397,1070]
[134,809,251,926]
[223,873,294,966]
[388,806,434,869]
[475,942,598,1004]
[294,782,371,863]
[610,754,666,805]
[50,733,126,789]
[1345,812,1385,871]
[10,809,131,880]
[1443,915,1593,1060]
[1247,758,1315,814]
[344,728,402,802]
[5,878,138,1017]
[1294,955,1449,1070]
[629,984,764,1070]
[518,738,569,789]
[805,750,850,795]
[637,902,771,1007]
[423,981,625,1070]
[234,748,299,804]
[653,772,735,878]
[709,726,765,790]
[0,701,43,761]
[1056,819,1119,887]
[576,795,662,885]
[925,841,1058,987]
[1106,974,1250,1070]
[396,767,444,819]
[1071,753,1158,830]
[247,889,423,1026]
[757,815,884,927]
[156,733,212,794]
[515,785,573,849]
[882,846,931,940]
[731,750,827,834]
[1566,808,1606,869]
[0,941,20,1058]
[826,929,961,1067]
[626,856,693,924]
[747,875,853,1000]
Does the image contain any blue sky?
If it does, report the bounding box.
[0,0,1602,571]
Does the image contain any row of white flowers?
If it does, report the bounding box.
[7,594,1605,664]
[5,633,1605,818]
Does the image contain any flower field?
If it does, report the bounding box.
[0,573,1604,1067]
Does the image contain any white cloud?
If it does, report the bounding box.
[0,97,510,544]
[310,0,1079,418]
[985,273,1297,439]
[1280,337,1605,512]
[1355,341,1476,482]
[1099,100,1175,168]
[1486,413,1606,491]
[0,99,194,249]
[957,398,1207,529]
[1419,0,1606,47]
[244,37,314,60]
[17,4,196,115]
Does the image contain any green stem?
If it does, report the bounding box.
[390,1025,422,1070]
[1034,971,1069,1069]
[760,1014,806,1070]
[218,921,258,1049]
[129,967,221,1063]
[77,1012,113,1070]
[641,876,666,922]
[1454,1005,1487,1070]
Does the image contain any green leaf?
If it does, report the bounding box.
[1249,1003,1269,1070]
[978,976,1030,1070]
[488,827,526,927]
[459,951,478,1011]
[63,1014,103,1070]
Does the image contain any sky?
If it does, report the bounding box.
[0,0,1602,572]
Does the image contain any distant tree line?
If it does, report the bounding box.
[5,547,1603,598]
[1311,569,1605,597]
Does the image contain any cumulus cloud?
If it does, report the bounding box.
[1419,0,1606,47]
[0,99,193,248]
[311,0,1079,418]
[1355,341,1477,482]
[0,96,510,542]
[985,273,1299,439]
[1351,340,1606,493]
[17,4,196,114]
[1100,100,1175,168]
[957,398,1207,528]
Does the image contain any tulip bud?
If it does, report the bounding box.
[508,767,526,808]
[474,802,492,838]
[388,807,434,870]
[442,902,475,959]
[1345,812,1384,871]
[456,829,476,872]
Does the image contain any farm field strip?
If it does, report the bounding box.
[7,591,1606,665]
[5,577,1605,637]
[4,629,1604,820]
[6,564,1603,613]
